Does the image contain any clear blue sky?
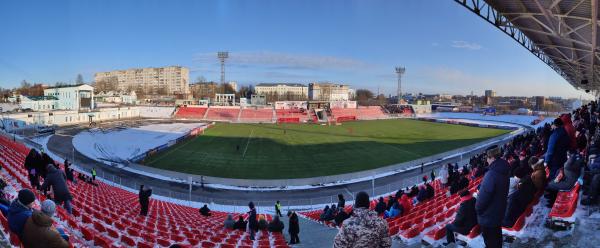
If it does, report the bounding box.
[0,0,593,99]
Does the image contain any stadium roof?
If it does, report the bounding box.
[456,0,600,94]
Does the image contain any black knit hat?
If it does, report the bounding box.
[354,191,370,209]
[18,189,35,206]
[553,118,563,126]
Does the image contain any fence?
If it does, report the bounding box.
[2,118,530,213]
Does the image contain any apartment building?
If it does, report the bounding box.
[94,66,190,96]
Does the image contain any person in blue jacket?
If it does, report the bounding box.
[476,145,509,248]
[545,118,570,181]
[8,189,36,239]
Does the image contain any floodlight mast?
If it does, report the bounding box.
[395,67,406,104]
[218,52,229,85]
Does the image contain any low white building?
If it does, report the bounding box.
[44,84,95,111]
[95,91,138,105]
[19,96,58,111]
[255,83,308,98]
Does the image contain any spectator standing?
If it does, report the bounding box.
[287,211,300,244]
[22,200,69,248]
[247,202,258,240]
[439,163,449,187]
[138,185,152,216]
[545,118,570,181]
[223,214,234,229]
[337,194,345,209]
[333,191,391,248]
[41,164,73,214]
[275,200,283,217]
[444,190,477,246]
[476,145,510,248]
[91,168,96,181]
[8,189,36,239]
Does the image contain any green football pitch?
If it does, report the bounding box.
[143,119,509,179]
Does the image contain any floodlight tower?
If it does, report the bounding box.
[395,66,406,104]
[217,51,229,85]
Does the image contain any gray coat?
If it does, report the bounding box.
[41,165,72,202]
[547,155,582,191]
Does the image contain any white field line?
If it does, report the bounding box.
[242,129,254,158]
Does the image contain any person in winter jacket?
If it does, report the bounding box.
[337,194,346,209]
[385,196,395,211]
[275,201,283,217]
[450,172,469,195]
[374,197,386,216]
[416,185,428,203]
[444,190,477,245]
[319,205,330,221]
[257,215,268,231]
[8,189,36,239]
[287,211,300,244]
[425,182,435,199]
[22,200,69,248]
[398,194,412,216]
[439,163,449,187]
[41,164,73,214]
[333,191,391,248]
[267,215,284,233]
[247,202,258,240]
[545,152,582,206]
[334,208,351,227]
[529,157,546,191]
[24,149,41,189]
[223,214,235,229]
[233,216,247,230]
[138,185,152,216]
[383,202,401,219]
[502,166,536,228]
[545,118,570,181]
[560,113,577,150]
[476,145,510,248]
[63,160,74,184]
[199,204,211,217]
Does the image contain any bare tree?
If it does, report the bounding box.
[76,74,84,84]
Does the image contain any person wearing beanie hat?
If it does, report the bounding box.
[22,200,69,248]
[545,116,570,181]
[8,189,35,239]
[333,191,391,248]
[41,200,56,217]
[477,143,510,248]
[503,166,536,228]
[444,189,477,246]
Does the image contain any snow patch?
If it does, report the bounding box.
[72,123,206,163]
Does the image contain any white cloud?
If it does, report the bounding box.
[451,40,482,50]
[192,51,371,71]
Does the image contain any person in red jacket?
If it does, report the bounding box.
[560,113,577,150]
[398,194,412,216]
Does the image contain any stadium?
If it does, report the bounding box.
[0,0,599,248]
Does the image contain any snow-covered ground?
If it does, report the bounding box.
[72,123,206,163]
[417,112,555,128]
[138,106,176,118]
